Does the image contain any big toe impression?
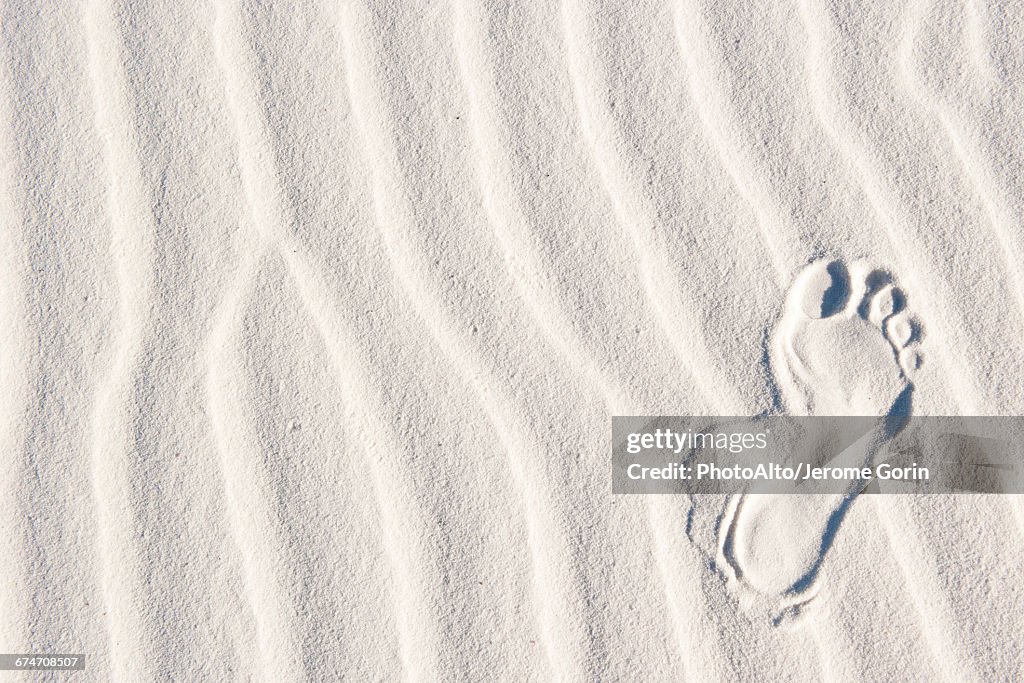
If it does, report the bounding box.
[791,260,850,319]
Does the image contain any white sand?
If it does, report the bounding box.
[2,0,1023,680]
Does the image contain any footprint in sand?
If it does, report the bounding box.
[719,259,924,624]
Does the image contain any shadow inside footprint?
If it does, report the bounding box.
[820,261,851,317]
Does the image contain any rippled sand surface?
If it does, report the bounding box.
[2,1,1023,679]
